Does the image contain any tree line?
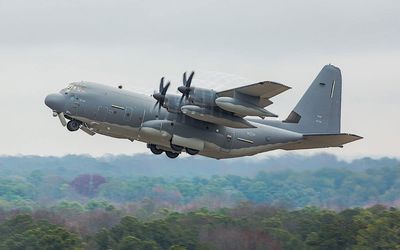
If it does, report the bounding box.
[0,204,399,249]
[1,165,400,211]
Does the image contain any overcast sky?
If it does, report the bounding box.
[0,0,399,159]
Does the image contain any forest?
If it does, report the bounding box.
[0,154,399,249]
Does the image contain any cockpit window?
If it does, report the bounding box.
[61,83,86,95]
[66,83,86,92]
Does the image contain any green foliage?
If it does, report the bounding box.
[56,201,86,213]
[95,165,400,209]
[88,205,400,250]
[85,200,115,211]
[353,206,400,250]
[0,214,81,250]
[2,164,400,211]
[0,204,400,249]
[0,156,399,249]
[0,178,35,201]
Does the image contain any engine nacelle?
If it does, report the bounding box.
[188,88,217,107]
[163,94,182,113]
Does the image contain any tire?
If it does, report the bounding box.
[165,151,179,159]
[170,143,184,152]
[67,120,81,132]
[149,144,163,155]
[186,148,199,155]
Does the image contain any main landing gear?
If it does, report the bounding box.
[186,148,199,155]
[170,143,184,152]
[67,120,81,132]
[148,144,180,159]
[148,144,199,159]
[165,151,180,159]
[171,142,199,156]
[149,144,163,155]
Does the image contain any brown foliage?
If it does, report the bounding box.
[70,174,106,197]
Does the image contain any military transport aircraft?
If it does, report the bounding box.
[44,65,362,159]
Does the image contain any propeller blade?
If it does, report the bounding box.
[178,71,195,99]
[159,77,164,93]
[186,71,194,88]
[153,101,159,110]
[162,81,170,95]
[154,76,170,112]
[58,112,67,127]
[183,72,187,86]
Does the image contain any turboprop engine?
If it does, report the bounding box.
[163,94,183,113]
[187,88,217,107]
[156,71,277,129]
[177,71,217,108]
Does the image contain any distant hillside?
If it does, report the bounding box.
[0,153,398,179]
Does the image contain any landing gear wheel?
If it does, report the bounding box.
[165,151,179,159]
[170,143,184,152]
[67,120,81,132]
[149,144,163,155]
[186,148,199,155]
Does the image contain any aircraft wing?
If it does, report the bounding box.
[217,81,291,107]
[280,133,363,150]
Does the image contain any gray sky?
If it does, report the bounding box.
[0,0,399,159]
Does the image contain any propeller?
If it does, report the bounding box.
[178,71,194,103]
[153,77,170,111]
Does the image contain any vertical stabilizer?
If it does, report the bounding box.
[284,65,342,134]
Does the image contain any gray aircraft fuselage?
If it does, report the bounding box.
[44,65,362,159]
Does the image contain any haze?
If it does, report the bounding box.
[0,0,399,158]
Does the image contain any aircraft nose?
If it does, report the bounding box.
[45,93,65,112]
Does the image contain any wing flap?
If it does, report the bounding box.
[281,133,363,150]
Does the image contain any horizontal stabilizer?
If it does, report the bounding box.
[281,133,362,150]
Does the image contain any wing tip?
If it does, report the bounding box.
[263,81,292,90]
[342,133,363,140]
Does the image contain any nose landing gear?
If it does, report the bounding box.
[67,120,81,132]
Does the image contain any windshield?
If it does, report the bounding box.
[59,83,87,95]
[68,83,86,92]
